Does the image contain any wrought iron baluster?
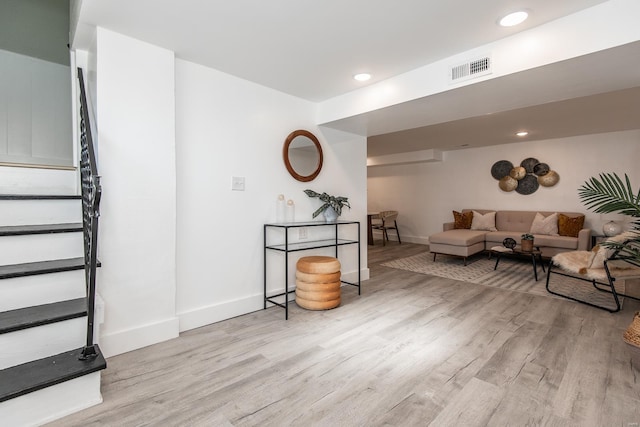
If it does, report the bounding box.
[77,68,102,360]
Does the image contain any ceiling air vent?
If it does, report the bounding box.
[449,55,492,84]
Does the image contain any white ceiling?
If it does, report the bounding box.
[75,0,640,153]
[76,0,609,101]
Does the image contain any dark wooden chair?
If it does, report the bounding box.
[371,210,401,246]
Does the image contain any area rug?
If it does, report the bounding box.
[382,251,624,310]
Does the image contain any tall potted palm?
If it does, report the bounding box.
[578,172,640,267]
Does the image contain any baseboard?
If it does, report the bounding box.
[178,268,371,332]
[99,317,180,358]
[178,294,264,333]
[404,236,430,245]
[372,234,430,246]
[342,268,370,282]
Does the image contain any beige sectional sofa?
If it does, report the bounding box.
[429,209,591,264]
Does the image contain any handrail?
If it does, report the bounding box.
[77,68,102,360]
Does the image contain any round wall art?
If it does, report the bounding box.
[491,160,513,180]
[491,157,559,194]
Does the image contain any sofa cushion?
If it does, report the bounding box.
[485,231,522,245]
[485,231,578,250]
[453,210,473,229]
[558,213,585,238]
[529,212,559,235]
[429,229,487,247]
[532,234,579,250]
[495,211,538,232]
[471,211,497,231]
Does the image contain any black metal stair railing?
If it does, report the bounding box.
[76,68,102,360]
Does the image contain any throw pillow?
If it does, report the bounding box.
[529,212,559,235]
[453,210,473,229]
[588,230,637,269]
[470,211,497,232]
[558,214,585,238]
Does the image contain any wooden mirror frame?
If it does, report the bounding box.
[283,129,323,182]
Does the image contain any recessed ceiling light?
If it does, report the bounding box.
[516,131,529,137]
[499,11,529,27]
[353,73,371,82]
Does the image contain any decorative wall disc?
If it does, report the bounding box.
[538,170,560,187]
[492,156,559,194]
[520,158,539,173]
[533,163,550,176]
[515,174,539,195]
[499,176,518,191]
[509,166,526,180]
[491,160,513,180]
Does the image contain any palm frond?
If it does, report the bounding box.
[580,173,640,267]
[578,173,640,219]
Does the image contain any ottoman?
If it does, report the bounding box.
[429,229,486,265]
[295,256,341,310]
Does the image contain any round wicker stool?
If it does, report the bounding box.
[624,311,640,370]
[295,256,341,310]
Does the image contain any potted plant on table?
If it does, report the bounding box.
[521,233,534,252]
[304,189,351,222]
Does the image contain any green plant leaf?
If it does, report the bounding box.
[312,204,328,218]
[579,172,640,266]
[304,190,350,219]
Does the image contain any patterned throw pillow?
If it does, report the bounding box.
[529,212,559,235]
[558,214,585,237]
[470,211,497,232]
[453,210,473,229]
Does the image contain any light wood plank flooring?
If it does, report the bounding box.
[49,243,640,426]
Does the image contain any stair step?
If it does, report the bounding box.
[0,223,82,236]
[0,298,86,335]
[0,270,85,312]
[0,257,100,280]
[0,345,106,403]
[0,194,81,200]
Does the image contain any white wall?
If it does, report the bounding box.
[175,60,368,332]
[77,31,368,357]
[368,130,640,244]
[94,28,178,357]
[0,49,73,168]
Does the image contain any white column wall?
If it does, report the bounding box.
[175,60,368,331]
[367,130,640,245]
[94,28,178,357]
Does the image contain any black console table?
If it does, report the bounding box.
[264,220,361,319]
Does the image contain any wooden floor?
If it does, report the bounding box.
[50,242,640,426]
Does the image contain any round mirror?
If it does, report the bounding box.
[283,129,323,182]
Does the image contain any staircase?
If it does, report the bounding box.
[0,195,105,425]
[0,69,106,425]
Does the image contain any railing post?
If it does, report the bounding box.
[77,68,102,360]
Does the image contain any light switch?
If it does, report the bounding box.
[231,176,245,191]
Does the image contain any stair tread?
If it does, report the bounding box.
[0,345,106,402]
[0,257,101,279]
[0,223,83,236]
[0,194,81,200]
[0,298,87,334]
